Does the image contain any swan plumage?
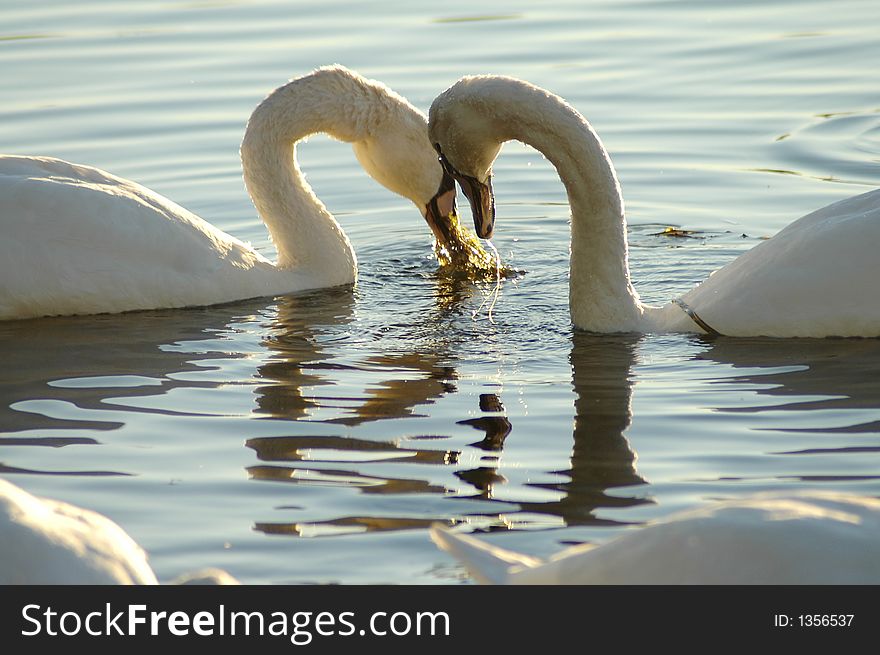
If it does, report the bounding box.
[0,477,238,584]
[428,75,880,337]
[431,491,880,584]
[0,66,461,321]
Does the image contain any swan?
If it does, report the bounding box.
[0,65,484,321]
[431,491,880,584]
[0,477,237,584]
[428,75,880,337]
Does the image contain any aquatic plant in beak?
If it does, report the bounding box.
[426,169,512,283]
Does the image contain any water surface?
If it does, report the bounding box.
[1,0,879,583]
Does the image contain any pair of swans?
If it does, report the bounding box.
[3,68,877,336]
[0,477,236,584]
[0,66,486,321]
[432,491,880,584]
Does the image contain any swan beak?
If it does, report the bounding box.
[424,171,460,245]
[433,145,495,239]
[457,174,495,240]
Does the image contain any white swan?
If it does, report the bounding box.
[0,477,237,584]
[428,76,880,337]
[431,491,880,584]
[0,66,467,321]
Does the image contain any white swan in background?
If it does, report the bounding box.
[0,477,237,584]
[0,65,463,321]
[428,75,880,337]
[431,491,880,584]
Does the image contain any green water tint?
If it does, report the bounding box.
[432,211,515,281]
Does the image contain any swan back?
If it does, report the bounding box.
[0,155,288,320]
[679,188,880,337]
[433,492,880,584]
[0,478,241,584]
[1,66,465,320]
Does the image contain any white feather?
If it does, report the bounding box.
[0,477,237,585]
[432,492,880,584]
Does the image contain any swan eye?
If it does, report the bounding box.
[436,147,477,189]
[435,147,456,177]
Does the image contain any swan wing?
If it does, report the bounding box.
[541,492,880,584]
[432,493,880,584]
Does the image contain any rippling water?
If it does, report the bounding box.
[1,0,879,583]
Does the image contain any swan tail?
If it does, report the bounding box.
[429,524,542,584]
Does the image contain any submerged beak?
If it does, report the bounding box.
[423,157,505,275]
[424,170,459,246]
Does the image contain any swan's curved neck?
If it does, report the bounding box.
[486,84,643,331]
[241,72,372,284]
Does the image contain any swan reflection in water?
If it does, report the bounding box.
[251,275,468,426]
[247,277,474,536]
[0,300,279,476]
[0,304,265,435]
[692,337,880,478]
[3,276,880,546]
[251,322,651,537]
[451,333,648,529]
[257,320,880,539]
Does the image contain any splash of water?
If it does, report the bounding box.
[433,212,512,280]
[471,240,502,324]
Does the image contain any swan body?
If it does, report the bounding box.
[428,75,880,337]
[676,189,880,337]
[0,478,237,584]
[431,492,880,584]
[0,476,156,584]
[0,66,459,321]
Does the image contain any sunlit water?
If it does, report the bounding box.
[1,0,879,584]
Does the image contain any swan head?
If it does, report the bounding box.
[354,128,500,273]
[428,77,505,239]
[304,66,468,247]
[352,130,459,247]
[243,65,478,262]
[348,89,466,250]
[351,83,506,274]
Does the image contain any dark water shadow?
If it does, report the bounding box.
[695,336,880,424]
[453,332,650,531]
[257,328,654,537]
[248,277,479,537]
[0,298,276,435]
